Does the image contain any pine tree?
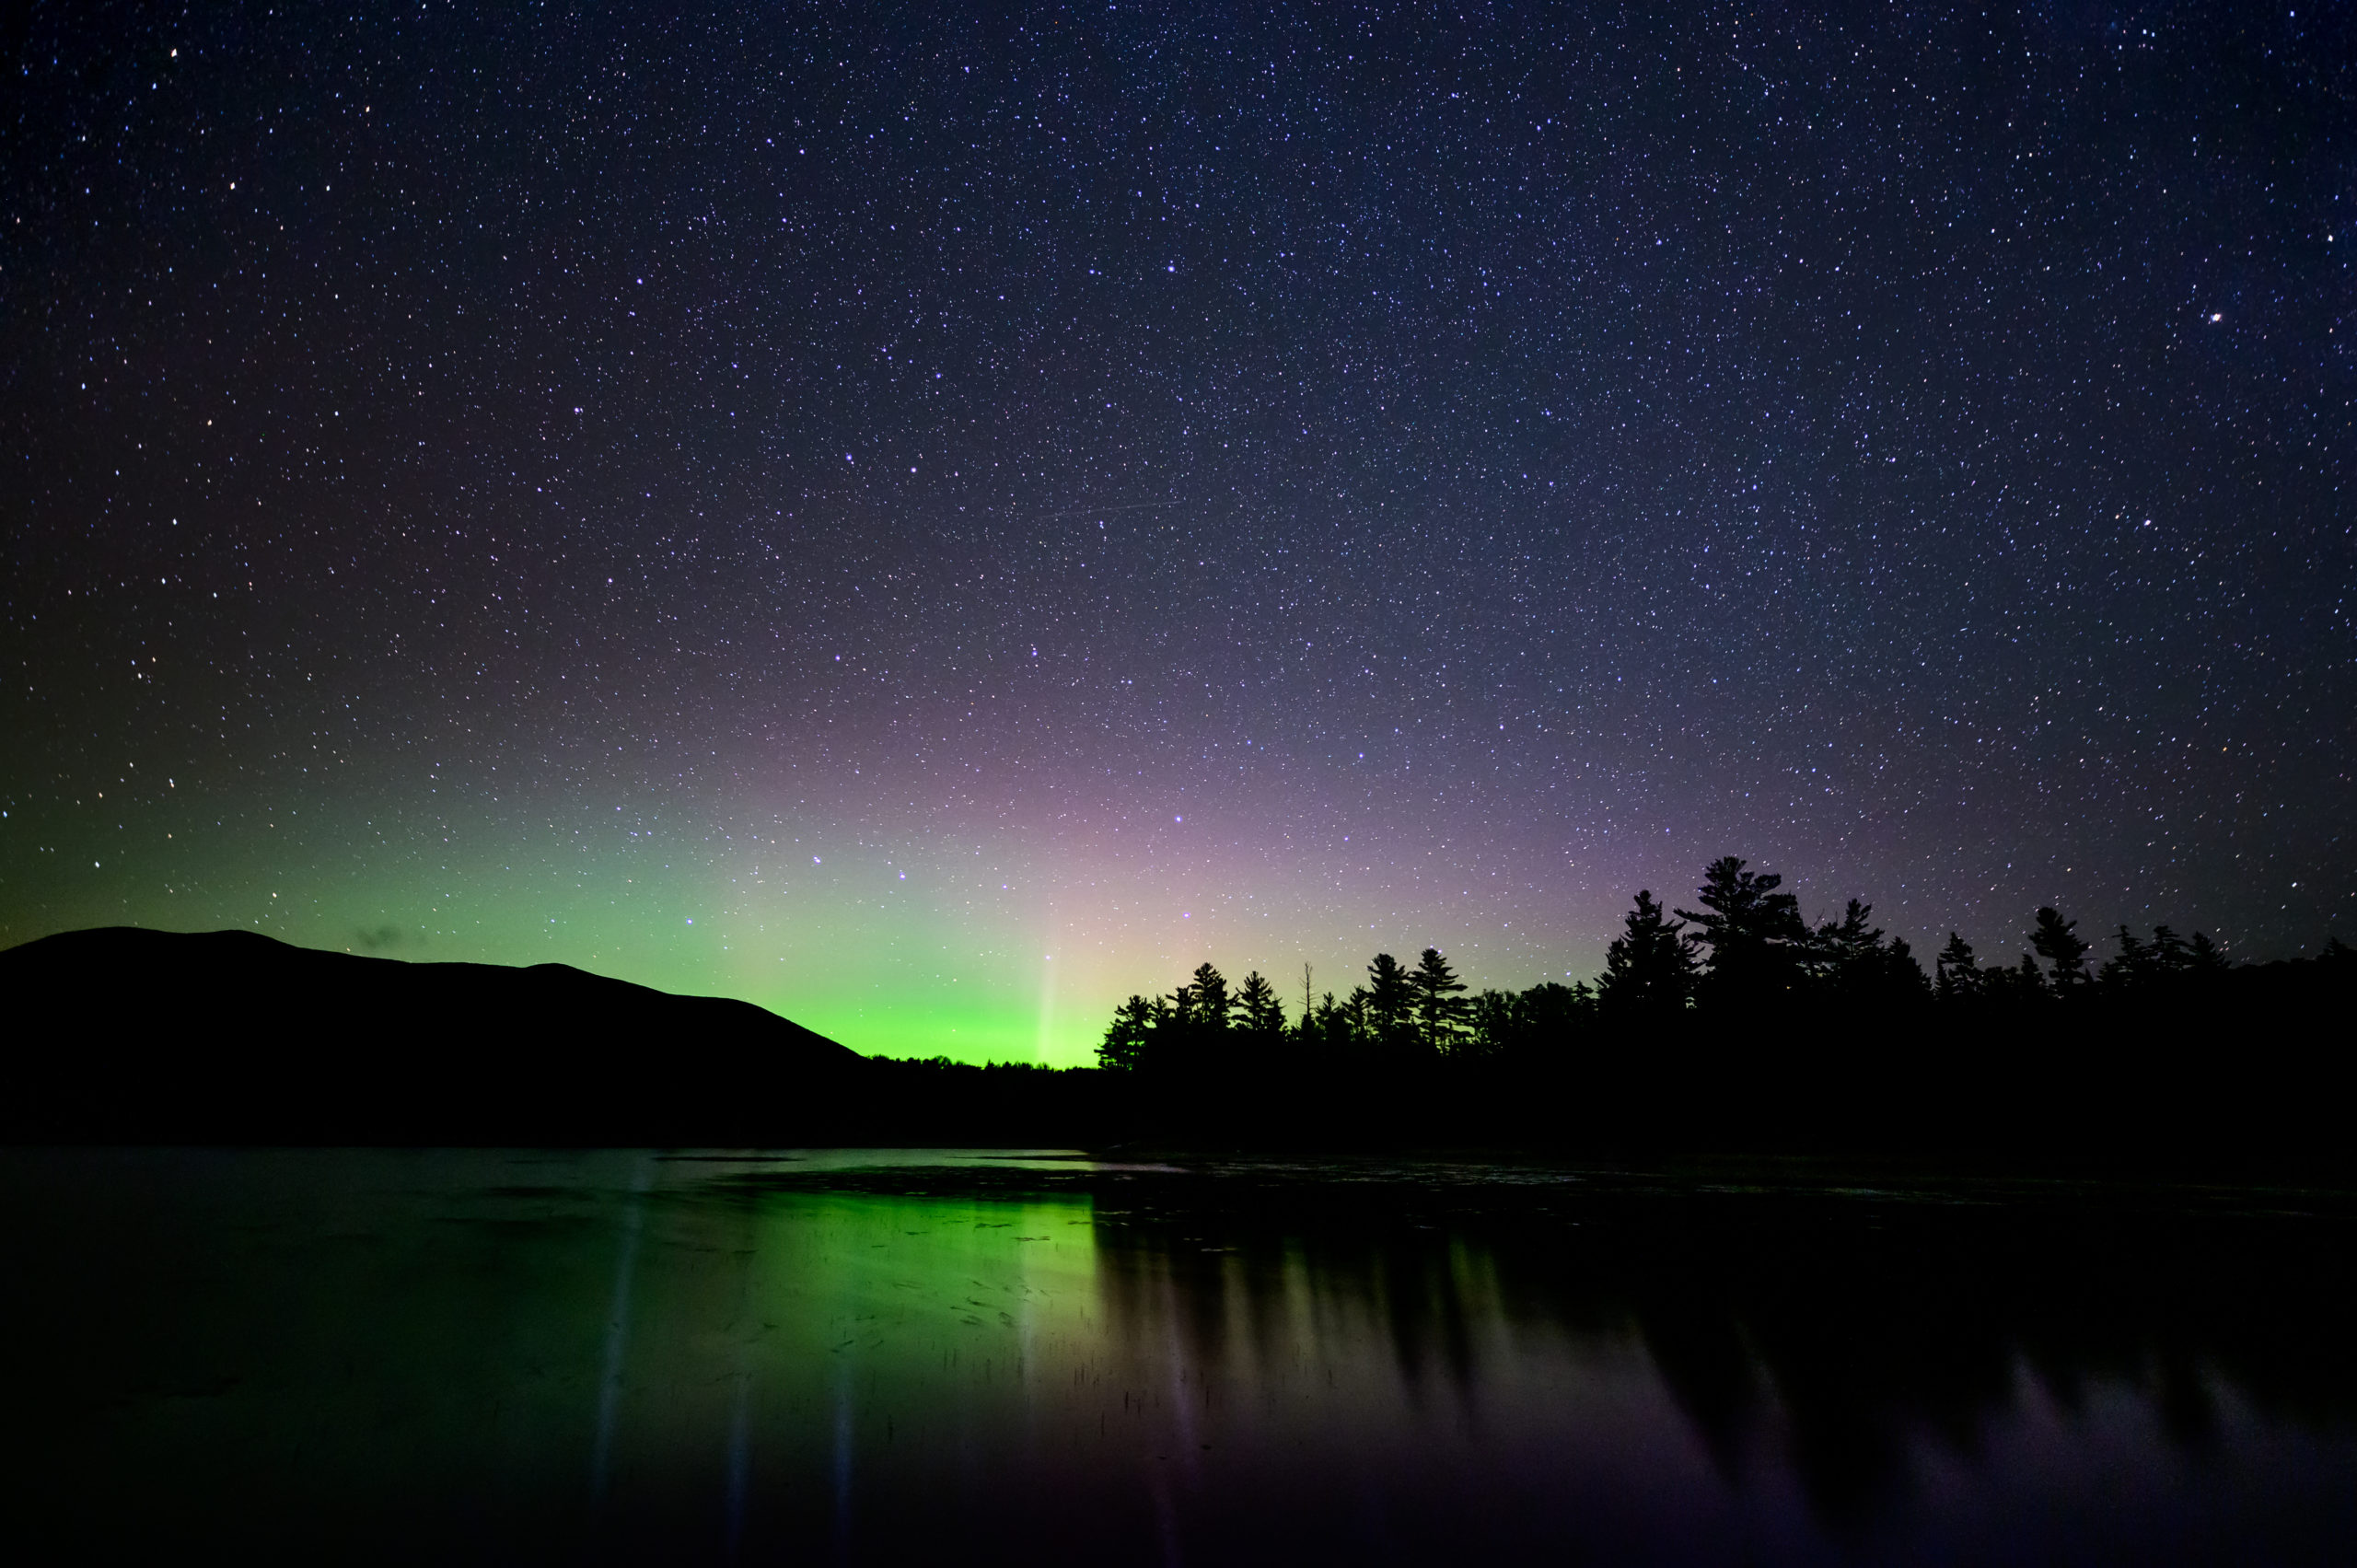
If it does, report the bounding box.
[1934,933,1982,1005]
[1302,990,1349,1053]
[1364,953,1415,1047]
[1335,989,1368,1047]
[1596,890,1698,1019]
[1879,936,1933,1007]
[1678,857,1808,1006]
[2100,923,2151,989]
[1178,962,1233,1030]
[1468,989,1517,1058]
[1812,898,1885,991]
[2029,908,2091,990]
[1097,994,1162,1072]
[1409,947,1470,1053]
[1511,980,1594,1061]
[1236,970,1285,1035]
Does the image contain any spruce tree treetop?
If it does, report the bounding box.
[1236,970,1284,1035]
[1410,947,1470,1052]
[1678,857,1808,1005]
[1597,889,1698,1017]
[1097,994,1160,1072]
[1934,933,1981,1004]
[1364,953,1414,1040]
[1180,962,1233,1029]
[2029,909,2091,989]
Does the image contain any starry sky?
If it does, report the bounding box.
[5,2,2351,1062]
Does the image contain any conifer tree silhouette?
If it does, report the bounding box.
[1597,890,1698,1020]
[1934,934,1981,1005]
[1081,851,2340,1156]
[2029,909,2091,991]
[1236,970,1284,1036]
[1812,899,1883,989]
[2008,951,2049,1002]
[1679,857,1808,1007]
[1364,953,1416,1052]
[1097,994,1161,1072]
[1410,947,1470,1053]
[1468,988,1515,1058]
[1178,962,1233,1030]
[2101,925,2152,989]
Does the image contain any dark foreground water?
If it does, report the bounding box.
[3,1150,2352,1564]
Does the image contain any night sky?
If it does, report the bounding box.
[6,3,2351,1062]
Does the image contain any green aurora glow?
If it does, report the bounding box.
[1,772,1615,1065]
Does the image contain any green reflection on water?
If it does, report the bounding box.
[8,1150,2357,1566]
[606,1185,1106,1503]
[5,1152,1125,1559]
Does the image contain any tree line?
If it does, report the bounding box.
[1097,854,2348,1079]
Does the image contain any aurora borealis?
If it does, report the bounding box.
[5,4,2351,1063]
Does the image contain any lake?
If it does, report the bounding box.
[3,1148,2351,1563]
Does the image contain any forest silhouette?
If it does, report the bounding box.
[1085,856,2351,1165]
[2,860,2343,1162]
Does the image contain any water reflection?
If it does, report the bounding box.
[1082,1164,2357,1542]
[2,1150,2352,1564]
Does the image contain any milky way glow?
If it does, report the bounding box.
[4,5,2350,1061]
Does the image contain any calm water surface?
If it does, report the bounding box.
[3,1148,2352,1563]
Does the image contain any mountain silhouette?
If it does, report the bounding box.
[1,927,870,1143]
